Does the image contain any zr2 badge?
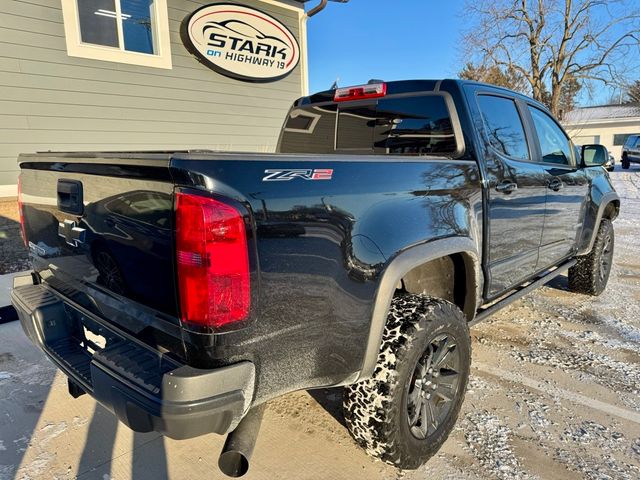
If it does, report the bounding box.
[263,169,334,182]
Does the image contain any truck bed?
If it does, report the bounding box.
[18,150,481,402]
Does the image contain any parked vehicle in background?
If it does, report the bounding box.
[621,134,640,169]
[605,152,615,171]
[12,80,619,477]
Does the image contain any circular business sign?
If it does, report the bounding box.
[182,3,301,83]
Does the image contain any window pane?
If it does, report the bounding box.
[279,95,458,156]
[336,96,457,155]
[77,0,119,48]
[279,105,337,154]
[477,95,529,160]
[123,192,171,227]
[285,115,314,131]
[613,133,635,146]
[373,97,457,155]
[529,107,572,165]
[336,104,377,151]
[121,0,156,54]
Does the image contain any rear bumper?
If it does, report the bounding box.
[11,275,255,440]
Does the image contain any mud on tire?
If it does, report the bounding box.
[568,218,614,296]
[343,295,471,469]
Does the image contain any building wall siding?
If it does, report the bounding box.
[0,0,306,194]
[565,119,640,160]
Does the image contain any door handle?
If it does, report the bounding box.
[495,181,518,194]
[548,178,563,191]
[57,179,84,215]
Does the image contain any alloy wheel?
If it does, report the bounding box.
[599,233,613,283]
[406,333,462,440]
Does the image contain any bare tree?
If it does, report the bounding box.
[540,76,582,117]
[626,79,640,102]
[459,62,527,91]
[461,0,640,116]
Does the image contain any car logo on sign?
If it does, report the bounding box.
[181,4,301,82]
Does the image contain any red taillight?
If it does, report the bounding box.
[175,192,250,330]
[334,83,387,102]
[17,176,27,248]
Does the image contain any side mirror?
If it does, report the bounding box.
[581,144,609,168]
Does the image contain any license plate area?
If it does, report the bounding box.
[71,309,121,356]
[82,326,107,353]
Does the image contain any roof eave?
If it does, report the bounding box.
[563,117,640,127]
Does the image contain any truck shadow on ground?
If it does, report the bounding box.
[0,210,30,275]
[307,387,347,428]
[0,322,55,480]
[0,211,29,322]
[545,273,569,291]
[76,404,169,479]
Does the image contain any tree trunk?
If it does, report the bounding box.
[549,87,562,117]
[549,74,562,117]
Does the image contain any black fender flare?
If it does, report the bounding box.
[577,192,620,256]
[355,237,482,382]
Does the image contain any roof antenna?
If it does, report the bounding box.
[331,77,340,89]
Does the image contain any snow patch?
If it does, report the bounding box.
[39,421,68,446]
[463,411,537,480]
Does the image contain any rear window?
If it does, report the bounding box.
[279,95,459,156]
[280,105,337,154]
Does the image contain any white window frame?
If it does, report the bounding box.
[61,0,172,69]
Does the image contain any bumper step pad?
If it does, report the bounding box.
[48,337,93,388]
[94,342,178,396]
[11,282,255,439]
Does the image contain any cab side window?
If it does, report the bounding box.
[528,106,573,166]
[477,95,530,161]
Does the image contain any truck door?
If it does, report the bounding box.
[472,92,548,297]
[525,105,589,270]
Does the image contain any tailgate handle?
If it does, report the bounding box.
[57,179,84,215]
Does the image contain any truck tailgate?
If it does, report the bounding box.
[17,152,186,361]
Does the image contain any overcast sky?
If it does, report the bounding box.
[306,0,636,106]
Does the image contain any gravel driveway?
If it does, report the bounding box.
[1,170,638,480]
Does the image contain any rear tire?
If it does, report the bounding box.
[621,155,630,169]
[568,219,614,296]
[343,295,470,469]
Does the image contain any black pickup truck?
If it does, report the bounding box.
[12,80,619,476]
